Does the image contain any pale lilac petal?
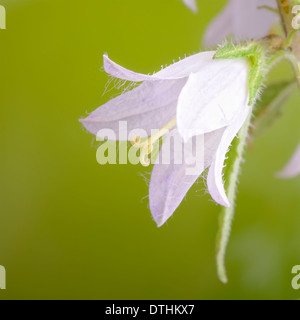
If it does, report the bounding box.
[80,79,186,140]
[150,128,224,227]
[177,59,248,141]
[232,0,278,41]
[203,0,234,47]
[182,0,198,13]
[278,143,300,178]
[207,105,251,207]
[103,55,155,82]
[203,0,278,47]
[103,52,215,82]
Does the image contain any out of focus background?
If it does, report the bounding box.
[1,0,300,300]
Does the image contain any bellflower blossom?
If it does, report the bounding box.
[80,52,251,226]
[204,0,278,47]
[279,143,300,178]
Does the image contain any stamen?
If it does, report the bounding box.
[131,117,176,166]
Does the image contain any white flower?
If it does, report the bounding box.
[204,0,278,47]
[81,52,251,226]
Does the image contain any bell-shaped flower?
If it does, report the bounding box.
[182,0,198,13]
[279,143,300,178]
[204,0,278,47]
[80,52,251,226]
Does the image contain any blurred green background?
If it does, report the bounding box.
[1,0,300,300]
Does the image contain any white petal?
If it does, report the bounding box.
[207,105,251,207]
[150,128,224,227]
[203,0,234,47]
[177,58,249,142]
[278,143,300,178]
[103,52,215,82]
[182,0,198,13]
[80,79,186,139]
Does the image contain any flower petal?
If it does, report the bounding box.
[149,128,224,227]
[80,79,187,139]
[232,0,278,41]
[182,0,198,13]
[203,0,234,47]
[207,105,251,207]
[203,0,278,47]
[103,51,215,82]
[177,58,249,142]
[103,55,155,82]
[278,143,300,178]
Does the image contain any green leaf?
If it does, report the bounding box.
[252,80,296,137]
[216,111,252,284]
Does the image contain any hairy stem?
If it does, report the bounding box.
[216,110,252,284]
[277,0,300,88]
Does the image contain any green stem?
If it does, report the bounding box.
[276,0,289,35]
[216,110,252,284]
[277,0,300,89]
[286,29,298,47]
[266,50,289,69]
[258,5,280,14]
